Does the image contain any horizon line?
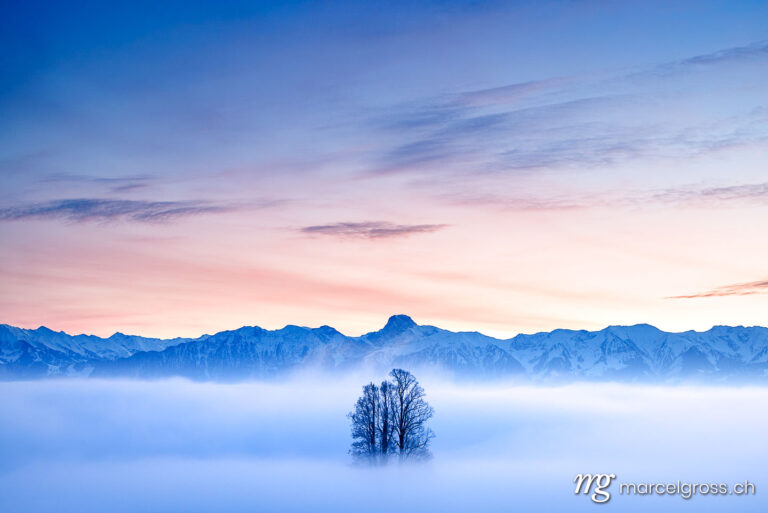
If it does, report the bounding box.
[2,316,765,342]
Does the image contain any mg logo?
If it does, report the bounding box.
[574,473,616,504]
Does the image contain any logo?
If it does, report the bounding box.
[574,473,616,504]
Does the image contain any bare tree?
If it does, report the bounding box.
[390,368,434,459]
[348,382,379,458]
[349,370,434,462]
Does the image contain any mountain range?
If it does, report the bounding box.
[2,315,768,381]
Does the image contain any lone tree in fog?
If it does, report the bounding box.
[349,369,434,462]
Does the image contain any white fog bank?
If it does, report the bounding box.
[0,377,766,512]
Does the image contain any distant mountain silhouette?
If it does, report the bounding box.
[2,316,768,381]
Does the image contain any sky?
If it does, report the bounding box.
[1,0,767,338]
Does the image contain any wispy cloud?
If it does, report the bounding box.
[668,279,768,299]
[301,221,447,239]
[40,174,156,194]
[0,198,236,223]
[455,77,571,107]
[369,41,768,178]
[676,40,768,68]
[652,182,768,205]
[378,139,460,174]
[439,191,596,211]
[440,181,768,213]
[619,41,768,82]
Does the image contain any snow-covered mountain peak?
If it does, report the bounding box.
[2,319,768,381]
[381,314,417,333]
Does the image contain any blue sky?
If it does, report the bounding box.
[1,0,767,337]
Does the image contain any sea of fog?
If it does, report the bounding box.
[0,375,766,512]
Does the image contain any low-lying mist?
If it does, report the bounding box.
[0,374,766,512]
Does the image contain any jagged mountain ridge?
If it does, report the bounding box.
[0,323,190,378]
[2,315,768,381]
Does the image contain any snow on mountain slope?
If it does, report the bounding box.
[0,324,189,377]
[2,317,768,381]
